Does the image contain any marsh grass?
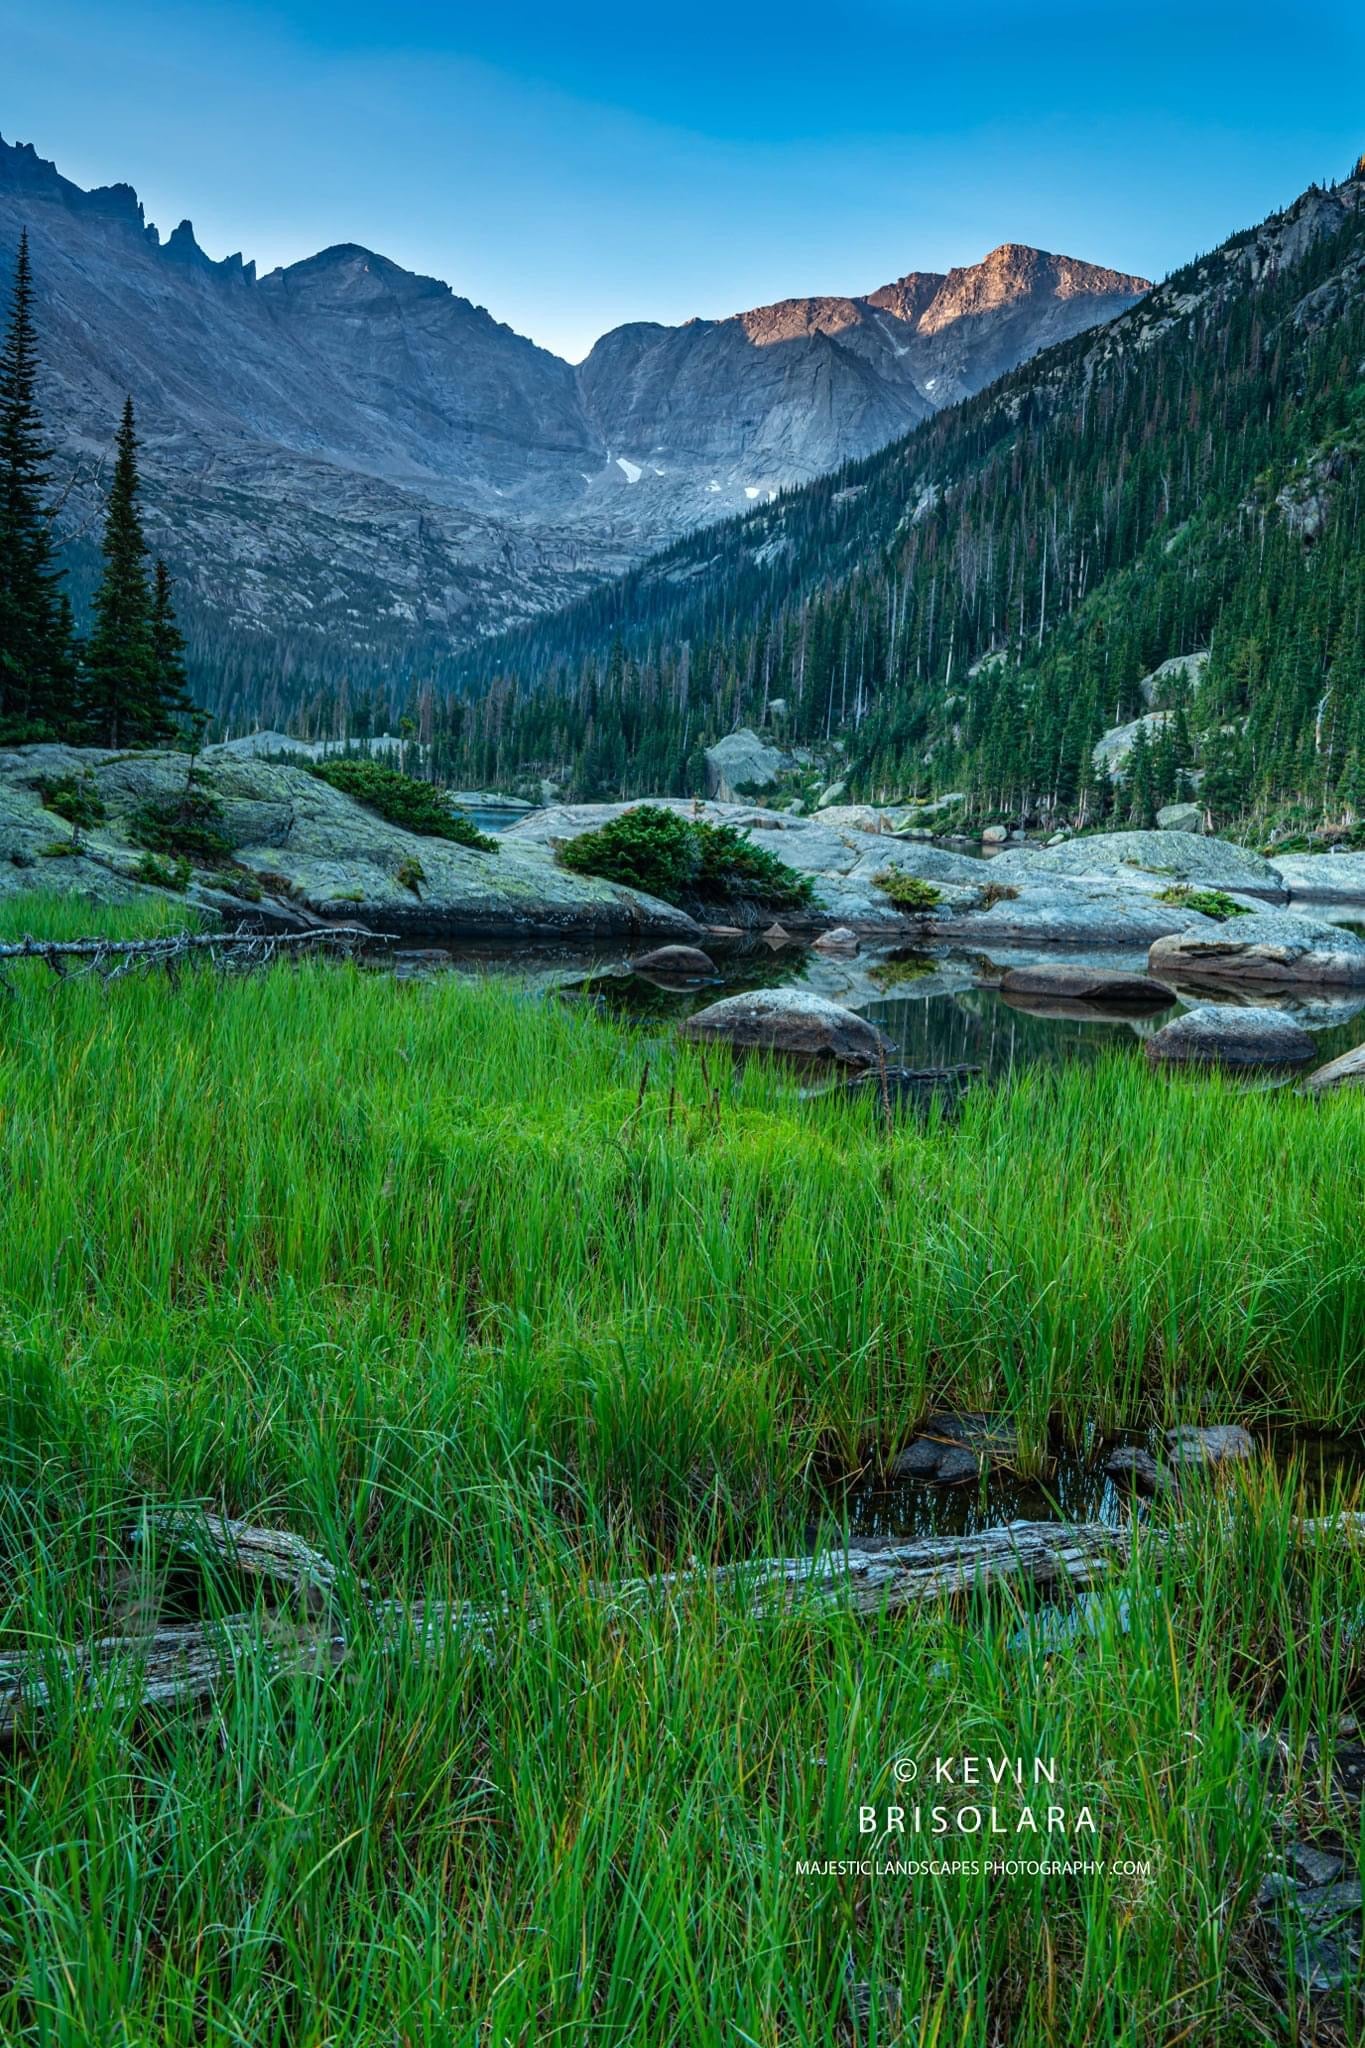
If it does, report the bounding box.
[2,898,1364,2041]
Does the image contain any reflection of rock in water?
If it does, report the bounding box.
[831,1065,981,1123]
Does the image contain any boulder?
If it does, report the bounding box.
[629,944,717,976]
[1156,802,1205,834]
[941,881,1221,950]
[1137,651,1208,707]
[1092,711,1170,779]
[889,1413,1016,1485]
[982,824,1009,845]
[1273,851,1365,904]
[703,728,790,802]
[988,830,1287,901]
[810,927,859,955]
[1104,1446,1176,1496]
[997,965,1177,1008]
[1144,1004,1317,1068]
[1165,1424,1256,1470]
[1148,912,1365,986]
[679,989,893,1066]
[1301,1042,1365,1093]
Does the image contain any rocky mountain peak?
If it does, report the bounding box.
[0,130,1154,678]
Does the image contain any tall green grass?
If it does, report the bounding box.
[2,899,1364,2041]
[0,899,1362,1540]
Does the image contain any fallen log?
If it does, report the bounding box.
[0,924,385,986]
[4,1510,1364,1737]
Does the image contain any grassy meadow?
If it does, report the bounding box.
[2,897,1365,2043]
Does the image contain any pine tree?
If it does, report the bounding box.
[0,229,76,738]
[81,398,162,748]
[150,557,194,728]
[1124,724,1158,827]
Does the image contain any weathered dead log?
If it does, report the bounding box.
[0,924,385,987]
[4,1511,1364,1737]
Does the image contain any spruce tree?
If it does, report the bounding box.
[0,229,76,738]
[81,398,162,748]
[150,557,194,728]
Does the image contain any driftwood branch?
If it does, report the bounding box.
[5,1511,1365,1739]
[0,924,385,984]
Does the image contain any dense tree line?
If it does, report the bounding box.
[0,232,193,749]
[407,170,1365,833]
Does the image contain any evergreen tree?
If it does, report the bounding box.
[1124,724,1158,826]
[0,229,76,738]
[150,557,194,728]
[81,398,164,748]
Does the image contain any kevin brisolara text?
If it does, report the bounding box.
[795,1857,1153,1880]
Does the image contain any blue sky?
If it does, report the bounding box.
[6,0,1363,359]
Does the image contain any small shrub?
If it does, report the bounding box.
[978,881,1019,909]
[310,759,497,850]
[219,869,264,904]
[873,869,943,913]
[1155,885,1252,921]
[39,839,81,859]
[128,792,235,867]
[558,805,813,908]
[396,855,426,896]
[135,852,191,893]
[36,774,106,829]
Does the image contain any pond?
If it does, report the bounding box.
[550,937,1365,1081]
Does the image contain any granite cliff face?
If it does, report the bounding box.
[0,133,1148,674]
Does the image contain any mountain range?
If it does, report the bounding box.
[0,132,1147,694]
[434,161,1365,824]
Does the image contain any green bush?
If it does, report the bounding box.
[1155,885,1253,921]
[396,855,426,896]
[558,805,813,908]
[128,792,235,867]
[873,868,943,913]
[36,774,106,829]
[135,851,191,893]
[310,759,497,851]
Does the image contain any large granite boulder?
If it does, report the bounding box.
[1144,1005,1317,1068]
[1273,851,1365,904]
[987,830,1287,900]
[703,729,791,801]
[1148,912,1365,987]
[503,799,987,925]
[679,989,893,1066]
[0,745,700,940]
[1091,712,1171,780]
[1156,802,1205,834]
[939,881,1221,950]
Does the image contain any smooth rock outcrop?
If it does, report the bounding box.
[1144,1004,1317,1067]
[703,729,791,801]
[1092,711,1171,779]
[1273,851,1365,904]
[679,989,892,1066]
[1148,912,1365,986]
[988,830,1287,900]
[0,745,698,940]
[942,881,1221,950]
